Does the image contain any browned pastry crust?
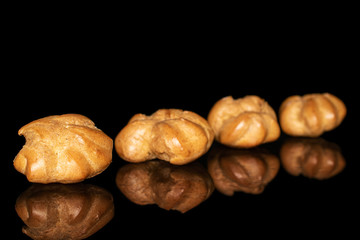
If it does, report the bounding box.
[15,183,114,240]
[116,160,214,213]
[207,96,280,148]
[279,93,347,137]
[280,138,346,180]
[115,109,214,165]
[14,114,113,183]
[207,146,280,195]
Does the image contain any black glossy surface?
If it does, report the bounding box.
[4,27,357,238]
[6,81,357,239]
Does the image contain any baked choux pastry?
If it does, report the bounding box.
[116,160,214,213]
[115,109,214,165]
[279,93,346,137]
[207,96,280,148]
[14,114,113,183]
[280,138,346,180]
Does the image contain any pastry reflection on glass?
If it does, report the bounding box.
[15,183,114,240]
[116,160,214,213]
[207,146,280,196]
[280,138,346,180]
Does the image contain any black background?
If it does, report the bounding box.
[4,11,358,239]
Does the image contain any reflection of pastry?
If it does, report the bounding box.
[207,146,280,195]
[207,96,280,148]
[14,114,113,183]
[15,183,114,240]
[116,160,214,213]
[280,138,346,180]
[115,109,214,165]
[279,93,346,137]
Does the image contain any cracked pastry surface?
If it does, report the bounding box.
[14,114,113,183]
[115,109,214,165]
[279,93,346,137]
[207,96,280,148]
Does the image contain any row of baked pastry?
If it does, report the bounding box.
[209,93,346,147]
[13,93,346,184]
[116,92,346,163]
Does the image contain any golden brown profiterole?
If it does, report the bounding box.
[208,95,280,148]
[279,93,346,137]
[14,114,113,183]
[115,109,214,165]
